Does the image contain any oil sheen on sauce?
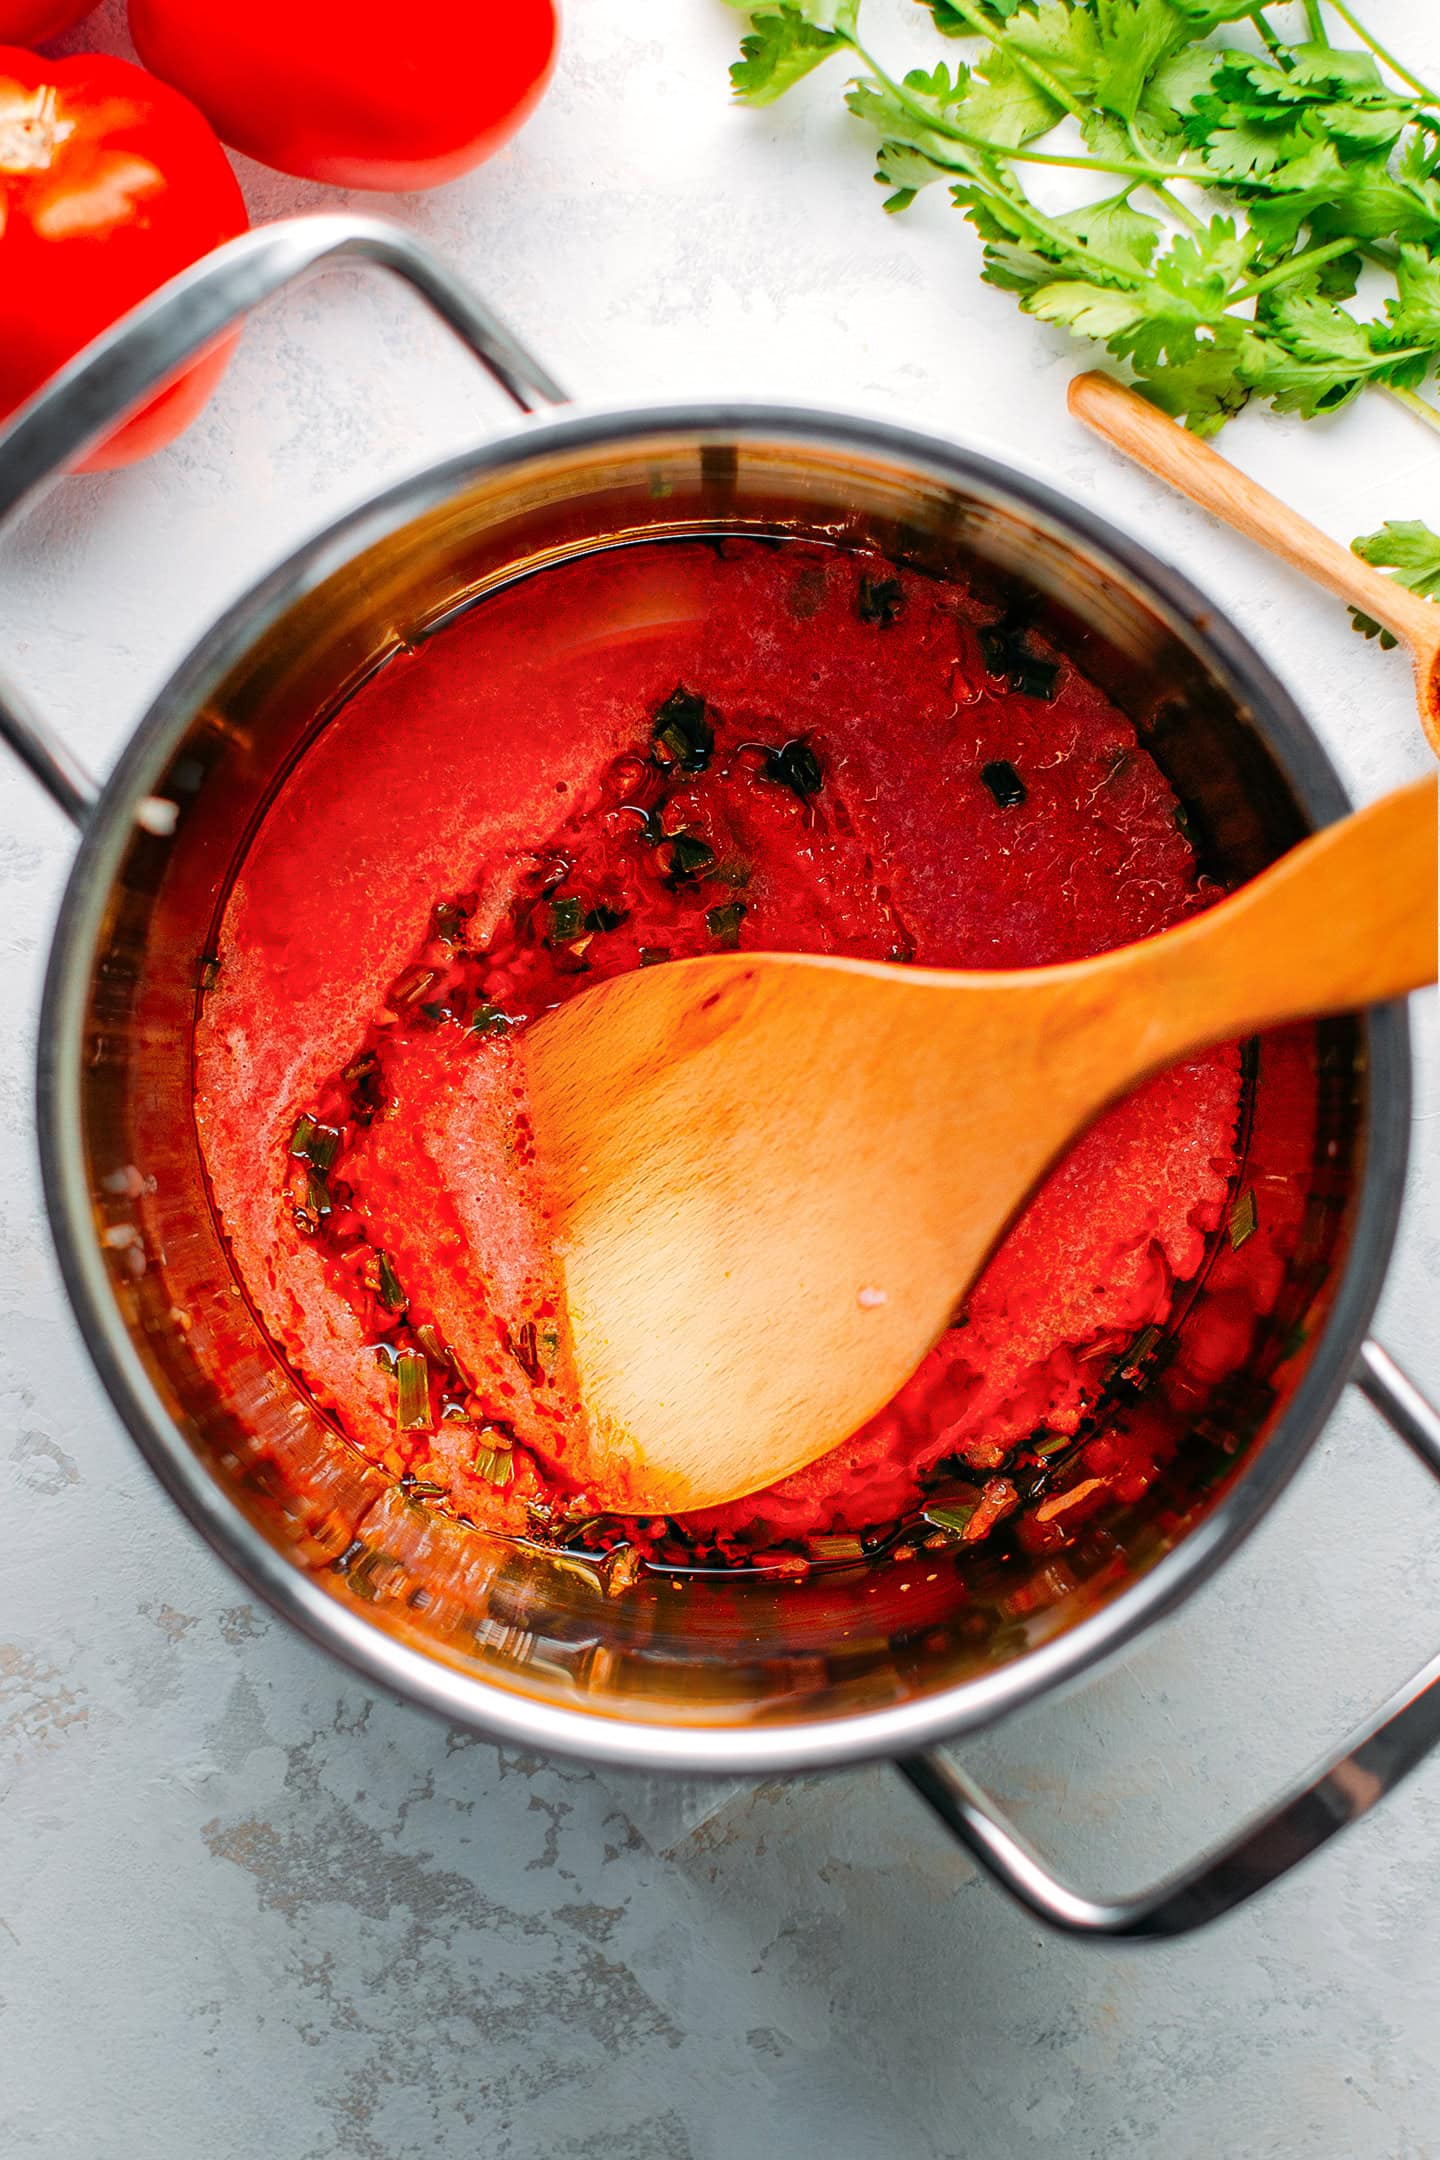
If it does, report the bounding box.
[193,537,1244,1577]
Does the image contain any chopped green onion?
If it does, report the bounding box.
[922,1482,982,1537]
[432,900,467,945]
[808,1532,866,1562]
[923,1501,978,1538]
[388,965,439,1006]
[664,832,715,881]
[705,900,747,949]
[1173,801,1201,849]
[980,760,1027,810]
[505,1318,550,1382]
[651,686,713,773]
[603,1543,642,1594]
[622,803,666,847]
[764,739,823,798]
[1228,1187,1258,1250]
[195,952,222,992]
[1032,1432,1072,1459]
[710,857,752,888]
[304,1169,331,1218]
[856,575,904,626]
[979,620,1058,700]
[343,1051,385,1121]
[547,895,584,944]
[1112,1323,1164,1385]
[473,1429,515,1487]
[469,1000,512,1037]
[639,946,670,967]
[376,1250,407,1312]
[395,1349,431,1432]
[583,903,627,934]
[307,1125,341,1172]
[289,1113,318,1159]
[415,1323,453,1370]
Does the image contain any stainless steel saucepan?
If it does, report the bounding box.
[2,213,1437,1940]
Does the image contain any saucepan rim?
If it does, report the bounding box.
[35,398,1411,1774]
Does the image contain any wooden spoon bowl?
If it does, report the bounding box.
[522,779,1437,1517]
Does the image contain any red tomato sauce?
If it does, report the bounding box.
[194,538,1245,1575]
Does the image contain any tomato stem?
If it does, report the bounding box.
[0,84,75,175]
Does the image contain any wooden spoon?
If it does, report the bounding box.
[1068,371,1440,759]
[521,778,1437,1517]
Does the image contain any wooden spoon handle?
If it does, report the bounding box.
[1068,371,1440,656]
[1066,777,1438,1094]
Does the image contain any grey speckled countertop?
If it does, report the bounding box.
[2,5,1438,2156]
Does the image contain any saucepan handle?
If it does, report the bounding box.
[898,1339,1440,1939]
[0,213,566,829]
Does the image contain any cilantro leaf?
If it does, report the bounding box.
[1384,245,1440,350]
[925,0,1024,32]
[1349,522,1440,645]
[731,1,857,105]
[1353,521,1440,595]
[1026,279,1147,339]
[1142,43,1220,128]
[1000,1,1102,102]
[1348,608,1398,649]
[1187,42,1414,195]
[1256,281,1380,408]
[1083,0,1189,123]
[1130,346,1254,434]
[958,46,1065,149]
[1058,195,1162,277]
[1251,152,1440,254]
[848,74,966,174]
[904,60,972,113]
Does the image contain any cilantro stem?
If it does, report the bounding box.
[1323,1,1440,106]
[855,99,1156,286]
[852,48,1197,196]
[1344,344,1430,376]
[1138,177,1204,238]
[1382,382,1440,438]
[1249,10,1286,58]
[887,119,1195,187]
[1122,120,1205,237]
[1230,232,1368,302]
[1302,0,1327,43]
[1007,148,1191,184]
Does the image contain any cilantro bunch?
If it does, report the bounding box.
[724,0,1440,442]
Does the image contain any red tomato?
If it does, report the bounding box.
[0,2,94,40]
[128,0,559,191]
[0,49,248,470]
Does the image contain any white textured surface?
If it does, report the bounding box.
[1,5,1438,2155]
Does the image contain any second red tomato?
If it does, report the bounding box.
[128,0,560,191]
[0,2,94,40]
